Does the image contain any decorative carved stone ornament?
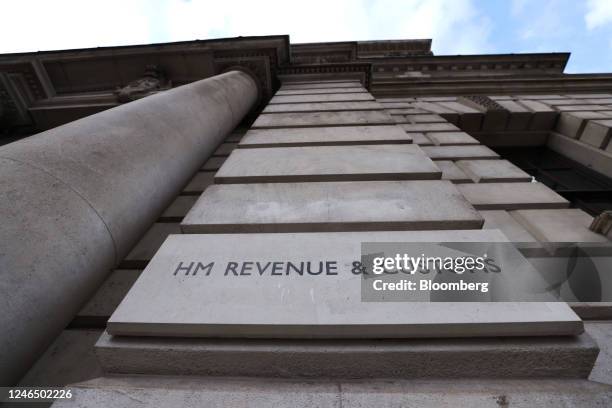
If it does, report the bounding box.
[115,65,171,103]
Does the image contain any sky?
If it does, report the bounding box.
[2,0,612,73]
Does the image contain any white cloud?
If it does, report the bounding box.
[0,0,491,55]
[585,0,612,30]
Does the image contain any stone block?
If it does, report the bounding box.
[581,119,612,148]
[107,230,582,339]
[456,159,532,183]
[391,114,409,123]
[422,145,500,160]
[121,223,181,268]
[401,123,460,133]
[281,81,361,90]
[387,108,429,115]
[510,209,609,243]
[410,132,434,146]
[263,101,383,113]
[436,160,472,183]
[427,131,479,146]
[182,171,214,194]
[457,182,569,210]
[275,87,366,95]
[215,145,442,183]
[269,93,374,104]
[238,125,413,147]
[557,105,611,112]
[160,196,199,221]
[414,101,459,115]
[79,270,142,318]
[555,112,612,139]
[252,111,394,128]
[380,102,417,109]
[405,114,446,123]
[518,100,558,130]
[181,180,482,233]
[496,100,531,131]
[96,331,596,379]
[479,210,538,242]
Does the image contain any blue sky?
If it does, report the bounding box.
[3,0,612,73]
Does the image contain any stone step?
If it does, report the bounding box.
[180,180,483,233]
[95,331,597,379]
[238,125,412,147]
[252,111,394,128]
[50,377,612,408]
[215,145,442,183]
[107,230,582,339]
[456,159,532,183]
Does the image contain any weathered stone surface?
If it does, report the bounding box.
[51,377,612,408]
[581,119,612,148]
[401,122,460,133]
[252,111,394,128]
[96,331,597,379]
[181,180,482,233]
[108,230,582,338]
[239,126,412,147]
[275,87,366,95]
[182,171,214,194]
[215,145,441,183]
[269,93,374,104]
[263,101,383,113]
[79,270,142,318]
[427,131,479,146]
[456,159,532,183]
[479,210,538,242]
[457,183,569,210]
[436,160,472,183]
[160,196,199,221]
[510,209,610,243]
[422,145,500,160]
[19,329,103,387]
[122,223,181,268]
[556,112,612,139]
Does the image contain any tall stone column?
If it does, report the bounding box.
[0,70,259,386]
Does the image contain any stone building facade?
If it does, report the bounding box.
[1,36,612,406]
